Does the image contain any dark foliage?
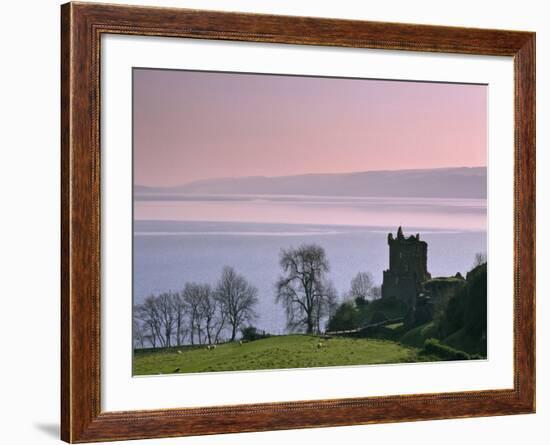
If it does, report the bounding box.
[369,311,389,324]
[326,301,361,332]
[360,297,409,324]
[327,296,409,333]
[423,338,471,361]
[240,326,271,342]
[437,263,487,355]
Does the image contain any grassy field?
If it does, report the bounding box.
[133,335,433,375]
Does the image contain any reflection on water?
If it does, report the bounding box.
[134,194,486,231]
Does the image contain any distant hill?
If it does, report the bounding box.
[135,167,486,199]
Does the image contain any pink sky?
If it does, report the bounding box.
[133,69,487,187]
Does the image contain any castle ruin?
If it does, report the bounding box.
[381,226,431,307]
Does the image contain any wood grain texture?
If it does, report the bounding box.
[60,2,536,442]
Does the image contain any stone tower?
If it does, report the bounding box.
[381,227,431,307]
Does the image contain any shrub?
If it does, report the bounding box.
[359,297,409,325]
[400,321,438,348]
[327,301,360,332]
[423,338,471,360]
[370,311,388,324]
[437,263,487,354]
[240,326,270,342]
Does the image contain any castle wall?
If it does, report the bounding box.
[381,271,418,306]
[381,227,431,307]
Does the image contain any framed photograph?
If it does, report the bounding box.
[61,2,535,442]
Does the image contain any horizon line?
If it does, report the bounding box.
[135,165,487,189]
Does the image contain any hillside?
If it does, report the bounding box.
[133,335,428,375]
[326,263,487,358]
[135,166,487,199]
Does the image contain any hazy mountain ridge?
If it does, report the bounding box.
[135,167,487,199]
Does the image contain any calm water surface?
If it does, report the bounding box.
[133,195,487,334]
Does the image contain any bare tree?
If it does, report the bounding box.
[473,252,487,267]
[371,285,382,300]
[215,266,258,341]
[157,292,177,347]
[182,283,209,345]
[314,279,338,333]
[170,291,187,346]
[347,271,375,302]
[132,317,146,349]
[135,295,162,348]
[198,286,226,345]
[275,244,335,334]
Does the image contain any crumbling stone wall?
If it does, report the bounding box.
[381,226,431,307]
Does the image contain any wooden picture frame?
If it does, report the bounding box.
[61,2,535,442]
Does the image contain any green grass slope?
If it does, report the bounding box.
[400,321,438,348]
[133,335,427,375]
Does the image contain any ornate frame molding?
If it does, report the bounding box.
[61,2,535,442]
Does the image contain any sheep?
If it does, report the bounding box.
[206,344,217,351]
[317,342,324,349]
[177,350,182,354]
